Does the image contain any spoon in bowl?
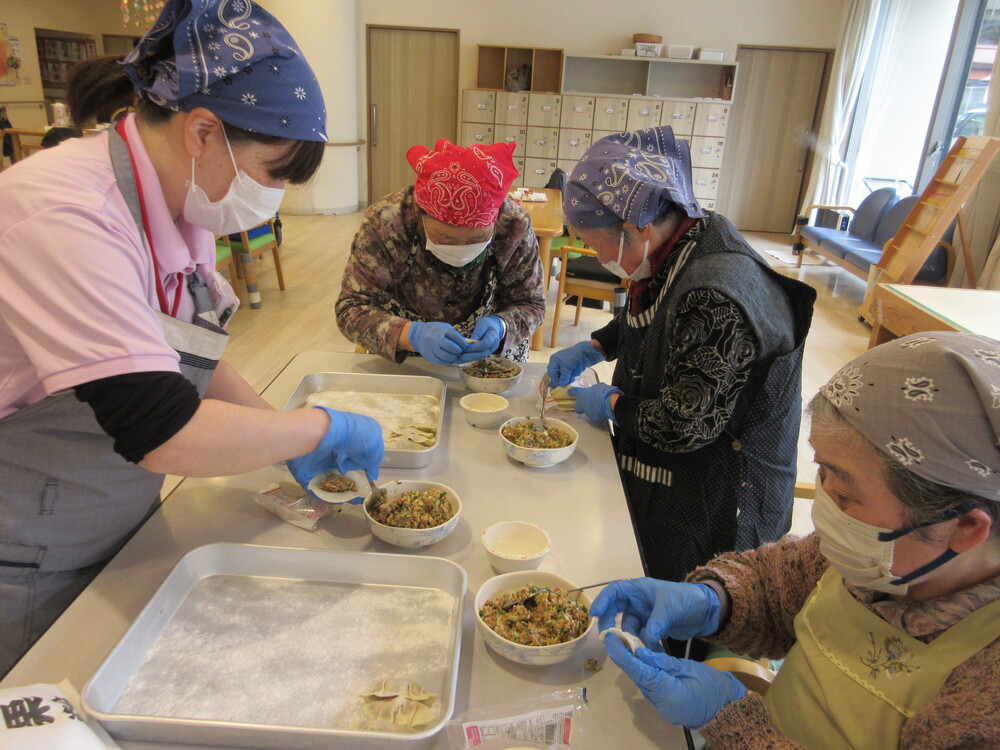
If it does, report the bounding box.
[502,579,620,612]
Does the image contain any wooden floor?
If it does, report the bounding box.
[222,213,872,533]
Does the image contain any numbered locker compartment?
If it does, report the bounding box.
[527,94,562,127]
[461,122,494,147]
[558,129,592,161]
[660,100,697,137]
[495,92,529,126]
[462,90,496,124]
[557,160,579,179]
[523,158,558,188]
[626,98,663,132]
[512,156,526,187]
[560,95,595,130]
[691,168,720,203]
[690,136,726,170]
[693,102,730,137]
[526,127,559,159]
[494,125,526,154]
[593,97,629,131]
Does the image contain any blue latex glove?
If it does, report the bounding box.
[408,321,467,365]
[568,383,623,423]
[590,578,721,646]
[287,407,385,496]
[605,637,747,729]
[455,316,505,364]
[546,340,604,387]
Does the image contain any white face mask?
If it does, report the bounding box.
[811,471,963,595]
[183,128,285,235]
[425,238,492,268]
[601,230,651,282]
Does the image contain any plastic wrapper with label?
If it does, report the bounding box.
[252,482,331,531]
[0,680,119,749]
[444,688,589,749]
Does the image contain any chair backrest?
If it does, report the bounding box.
[873,195,918,248]
[849,187,898,242]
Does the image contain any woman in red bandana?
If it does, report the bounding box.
[336,139,545,365]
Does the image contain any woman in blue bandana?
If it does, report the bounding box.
[547,127,816,622]
[0,0,382,676]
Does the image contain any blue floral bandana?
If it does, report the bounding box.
[122,0,327,142]
[564,125,704,229]
[820,332,1000,501]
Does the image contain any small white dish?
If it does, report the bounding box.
[307,469,367,504]
[460,393,509,428]
[481,521,550,573]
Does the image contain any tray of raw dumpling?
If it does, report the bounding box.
[82,543,466,750]
[282,372,447,469]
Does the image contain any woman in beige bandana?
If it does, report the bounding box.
[591,331,1000,748]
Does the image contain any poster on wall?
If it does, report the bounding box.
[0,23,22,86]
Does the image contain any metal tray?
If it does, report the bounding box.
[282,372,447,469]
[83,544,466,750]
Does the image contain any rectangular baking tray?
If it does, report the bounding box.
[82,544,466,750]
[282,372,447,469]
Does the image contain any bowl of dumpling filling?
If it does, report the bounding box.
[475,571,594,665]
[362,480,461,549]
[459,357,523,395]
[499,417,579,468]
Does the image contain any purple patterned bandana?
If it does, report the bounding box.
[564,126,704,229]
[820,332,1000,501]
[122,0,327,142]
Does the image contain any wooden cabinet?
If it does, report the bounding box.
[477,45,564,94]
[462,90,496,124]
[494,124,526,153]
[527,94,561,128]
[560,95,595,129]
[522,157,559,188]
[525,126,559,159]
[558,128,593,161]
[592,98,629,131]
[495,92,529,126]
[661,100,697,137]
[461,122,494,146]
[625,97,663,132]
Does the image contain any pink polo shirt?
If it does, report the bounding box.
[0,114,217,418]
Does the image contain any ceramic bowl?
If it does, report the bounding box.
[475,570,594,666]
[498,417,579,468]
[362,480,461,549]
[459,357,523,396]
[459,393,510,428]
[481,521,551,573]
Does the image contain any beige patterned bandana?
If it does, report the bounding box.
[820,332,1000,501]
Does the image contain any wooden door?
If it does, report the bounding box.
[367,26,459,204]
[716,47,830,233]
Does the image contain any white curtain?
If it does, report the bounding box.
[799,0,884,213]
[972,51,1000,289]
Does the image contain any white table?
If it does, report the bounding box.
[866,283,1000,347]
[1,352,683,749]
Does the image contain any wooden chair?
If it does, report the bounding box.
[2,128,48,167]
[217,216,284,309]
[215,239,241,289]
[549,233,626,347]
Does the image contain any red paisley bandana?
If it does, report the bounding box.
[406,138,519,227]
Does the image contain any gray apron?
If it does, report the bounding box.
[0,126,229,675]
[382,244,530,362]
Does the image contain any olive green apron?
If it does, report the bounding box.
[763,567,1000,749]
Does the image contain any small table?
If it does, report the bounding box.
[866,283,1000,348]
[515,188,564,350]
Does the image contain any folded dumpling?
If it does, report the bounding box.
[360,679,435,702]
[361,695,436,729]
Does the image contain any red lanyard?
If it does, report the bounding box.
[115,119,183,318]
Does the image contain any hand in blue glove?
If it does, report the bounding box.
[546,340,604,387]
[590,578,721,646]
[568,382,623,423]
[287,407,385,496]
[605,637,747,729]
[455,316,505,364]
[408,321,467,365]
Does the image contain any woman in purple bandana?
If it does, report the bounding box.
[547,127,816,620]
[0,0,382,676]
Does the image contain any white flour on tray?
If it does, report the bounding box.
[305,390,439,450]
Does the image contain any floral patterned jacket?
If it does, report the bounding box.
[335,187,544,363]
[689,533,1000,749]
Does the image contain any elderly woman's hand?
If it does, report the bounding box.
[407,321,468,365]
[590,578,721,646]
[605,637,747,729]
[546,340,604,387]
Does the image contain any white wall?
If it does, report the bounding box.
[1,0,125,128]
[355,0,850,200]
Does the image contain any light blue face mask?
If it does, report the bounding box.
[600,230,651,281]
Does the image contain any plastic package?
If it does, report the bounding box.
[0,680,119,748]
[533,370,598,413]
[444,688,589,749]
[252,482,331,531]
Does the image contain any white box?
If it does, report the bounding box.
[698,48,725,61]
[620,48,637,56]
[667,44,695,60]
[635,42,663,58]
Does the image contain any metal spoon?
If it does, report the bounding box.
[366,477,388,506]
[502,579,620,612]
[538,373,552,432]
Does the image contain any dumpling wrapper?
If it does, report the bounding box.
[599,626,645,655]
[361,679,435,702]
[362,695,437,729]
